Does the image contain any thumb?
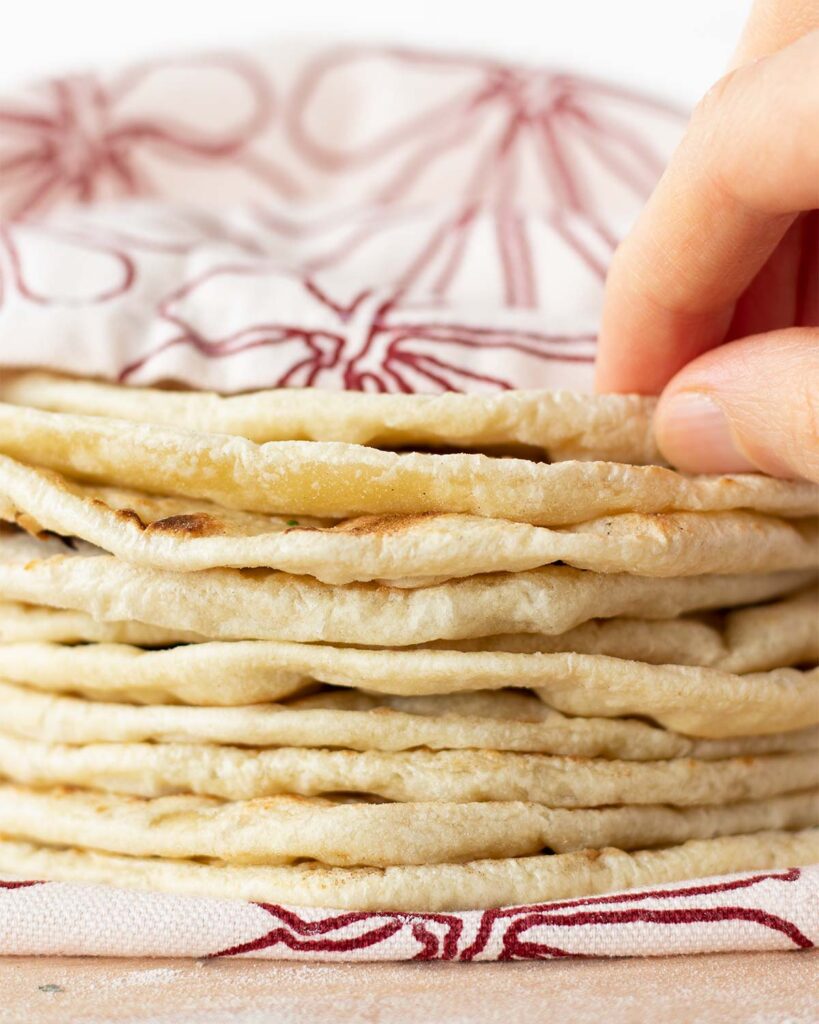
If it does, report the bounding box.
[654,328,819,482]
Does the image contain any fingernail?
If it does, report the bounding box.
[657,392,759,474]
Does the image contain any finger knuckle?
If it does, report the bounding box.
[687,70,754,205]
[691,65,748,127]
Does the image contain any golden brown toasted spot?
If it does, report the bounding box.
[331,513,438,536]
[580,848,604,862]
[117,507,148,530]
[52,785,86,799]
[145,512,223,537]
[13,511,48,539]
[89,498,148,531]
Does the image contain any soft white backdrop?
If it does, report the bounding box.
[3,0,751,106]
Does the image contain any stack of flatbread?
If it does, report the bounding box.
[0,372,816,912]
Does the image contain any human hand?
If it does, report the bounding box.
[596,0,819,482]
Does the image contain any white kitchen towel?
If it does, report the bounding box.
[1,867,818,960]
[0,41,683,392]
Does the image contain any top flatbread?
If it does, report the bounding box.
[0,404,816,525]
[0,372,663,462]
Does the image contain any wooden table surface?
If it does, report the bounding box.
[1,951,817,1024]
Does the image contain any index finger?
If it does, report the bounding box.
[595,29,819,394]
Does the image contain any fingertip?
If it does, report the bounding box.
[653,329,819,481]
[654,390,760,474]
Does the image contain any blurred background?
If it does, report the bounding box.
[4,0,751,105]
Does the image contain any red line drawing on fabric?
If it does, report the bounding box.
[287,46,678,286]
[0,224,135,305]
[118,264,594,391]
[458,868,805,959]
[203,868,808,962]
[0,44,682,391]
[499,907,813,960]
[0,867,814,960]
[408,915,465,961]
[253,200,544,312]
[0,55,290,219]
[209,906,406,959]
[118,265,351,386]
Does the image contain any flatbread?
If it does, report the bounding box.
[0,600,203,646]
[0,530,812,646]
[0,372,664,462]
[0,642,316,705]
[3,455,816,581]
[6,682,818,760]
[0,830,814,911]
[0,404,816,525]
[0,783,815,865]
[537,663,819,738]
[1,587,813,675]
[1,635,816,738]
[2,734,815,806]
[448,586,819,674]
